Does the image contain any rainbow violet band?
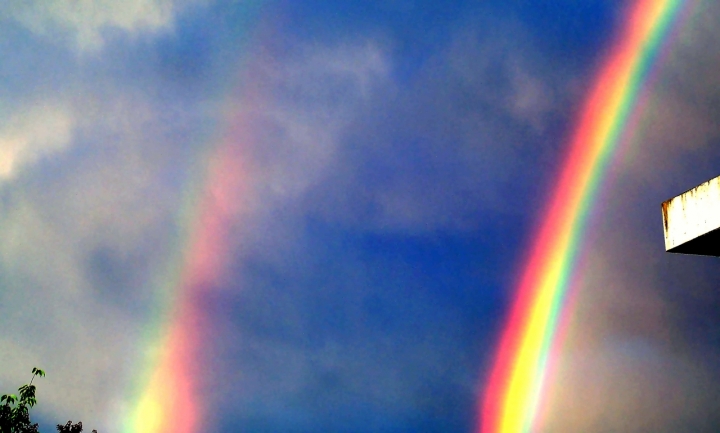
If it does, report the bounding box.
[480,1,685,432]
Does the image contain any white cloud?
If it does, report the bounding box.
[0,87,190,432]
[3,0,193,50]
[0,102,74,181]
[235,40,391,208]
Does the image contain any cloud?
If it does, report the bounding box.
[216,39,394,260]
[0,102,74,181]
[328,19,577,233]
[3,2,719,432]
[231,16,575,240]
[2,0,197,50]
[543,339,720,433]
[0,84,198,431]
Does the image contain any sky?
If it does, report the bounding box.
[2,1,720,432]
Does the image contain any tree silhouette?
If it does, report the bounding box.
[1,369,96,433]
[0,367,44,433]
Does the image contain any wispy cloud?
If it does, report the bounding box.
[0,85,192,431]
[0,102,74,181]
[2,0,198,50]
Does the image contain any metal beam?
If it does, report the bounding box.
[662,175,720,256]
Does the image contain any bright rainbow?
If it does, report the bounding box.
[480,1,685,432]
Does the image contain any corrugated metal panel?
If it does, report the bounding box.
[662,175,720,256]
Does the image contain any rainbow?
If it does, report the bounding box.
[480,1,687,432]
[112,6,273,431]
[123,124,250,433]
[119,69,260,433]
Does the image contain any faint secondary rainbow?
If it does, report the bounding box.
[109,5,281,432]
[122,133,250,433]
[480,1,686,433]
[119,19,266,433]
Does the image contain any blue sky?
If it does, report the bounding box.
[2,1,720,432]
